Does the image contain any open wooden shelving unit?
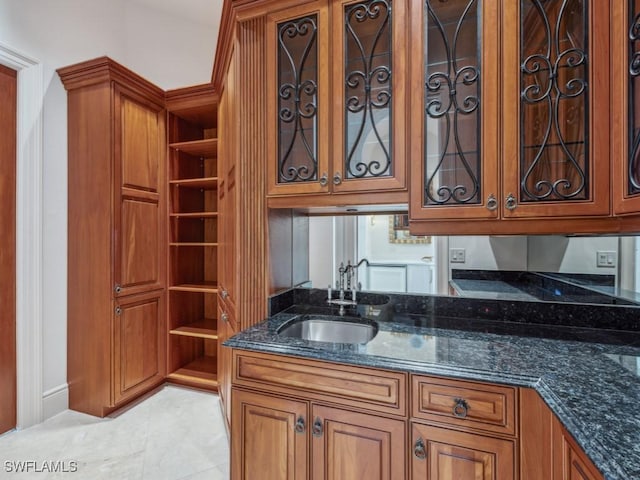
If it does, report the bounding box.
[165,84,219,391]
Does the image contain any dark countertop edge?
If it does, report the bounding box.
[225,335,630,480]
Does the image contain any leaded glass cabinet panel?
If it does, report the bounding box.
[410,0,500,221]
[331,0,407,194]
[613,0,640,215]
[502,0,610,218]
[267,2,330,196]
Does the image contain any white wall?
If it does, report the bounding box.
[527,236,619,274]
[448,236,528,271]
[0,0,217,420]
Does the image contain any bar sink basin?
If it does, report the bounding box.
[277,316,378,344]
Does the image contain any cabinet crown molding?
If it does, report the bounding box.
[57,56,164,105]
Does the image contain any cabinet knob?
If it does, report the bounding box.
[452,398,469,418]
[319,173,328,186]
[221,313,228,323]
[413,438,426,460]
[486,194,498,211]
[114,284,122,294]
[312,417,323,437]
[333,172,342,185]
[221,289,228,299]
[505,193,517,211]
[295,416,305,434]
[115,306,122,316]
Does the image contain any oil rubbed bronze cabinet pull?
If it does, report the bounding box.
[312,417,323,437]
[486,194,498,211]
[413,438,426,460]
[295,416,305,434]
[453,398,469,418]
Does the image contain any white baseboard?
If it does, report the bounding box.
[42,384,68,420]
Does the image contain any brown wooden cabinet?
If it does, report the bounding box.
[612,1,640,217]
[59,57,167,417]
[228,350,607,480]
[231,389,309,480]
[230,350,407,480]
[409,0,616,235]
[165,84,219,391]
[311,404,406,480]
[265,0,408,208]
[520,388,603,480]
[411,423,515,480]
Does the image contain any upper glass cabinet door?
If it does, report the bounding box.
[343,0,392,180]
[267,2,330,196]
[613,0,640,215]
[332,0,407,193]
[423,0,481,206]
[519,0,588,203]
[502,0,609,218]
[410,0,499,220]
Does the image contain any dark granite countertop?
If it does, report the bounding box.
[226,302,640,480]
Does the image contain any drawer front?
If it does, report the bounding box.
[412,375,516,436]
[233,350,406,416]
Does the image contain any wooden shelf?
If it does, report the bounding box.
[169,283,218,293]
[167,356,218,388]
[170,242,218,247]
[170,319,218,340]
[169,212,218,219]
[169,177,218,190]
[169,138,217,157]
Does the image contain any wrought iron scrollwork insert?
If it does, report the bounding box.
[344,0,392,179]
[423,0,481,206]
[278,16,319,183]
[520,0,588,202]
[629,5,640,193]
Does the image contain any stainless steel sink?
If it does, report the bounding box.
[277,316,378,344]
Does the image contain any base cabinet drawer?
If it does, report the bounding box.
[412,374,516,436]
[233,350,406,416]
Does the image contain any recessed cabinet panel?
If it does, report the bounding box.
[231,389,308,480]
[113,292,164,405]
[311,404,406,480]
[120,95,161,193]
[118,198,160,291]
[411,423,515,480]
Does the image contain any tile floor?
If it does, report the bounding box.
[0,386,230,479]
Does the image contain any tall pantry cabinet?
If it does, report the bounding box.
[59,57,167,417]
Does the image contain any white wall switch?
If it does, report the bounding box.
[596,251,617,268]
[450,248,466,264]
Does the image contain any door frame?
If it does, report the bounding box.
[0,42,44,429]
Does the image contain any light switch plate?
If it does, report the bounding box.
[450,248,466,263]
[596,251,617,268]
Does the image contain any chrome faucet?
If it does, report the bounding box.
[327,261,358,315]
